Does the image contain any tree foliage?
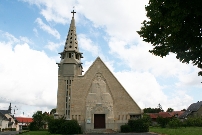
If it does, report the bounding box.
[166,108,174,112]
[144,104,164,113]
[30,111,53,130]
[137,0,202,76]
[50,108,56,115]
[144,107,162,113]
[157,116,170,128]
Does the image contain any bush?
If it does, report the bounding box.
[157,117,170,128]
[128,119,149,132]
[48,118,82,134]
[22,126,29,130]
[121,124,131,133]
[168,118,182,128]
[29,122,38,131]
[48,118,65,134]
[61,120,81,134]
[183,117,202,127]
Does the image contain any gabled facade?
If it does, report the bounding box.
[0,103,19,131]
[179,101,202,119]
[56,11,142,132]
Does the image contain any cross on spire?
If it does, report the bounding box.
[71,10,76,17]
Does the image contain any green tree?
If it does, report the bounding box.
[157,103,164,112]
[32,111,45,130]
[137,0,202,76]
[50,108,56,115]
[143,107,162,113]
[166,108,174,112]
[30,111,53,130]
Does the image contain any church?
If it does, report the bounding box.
[56,10,142,132]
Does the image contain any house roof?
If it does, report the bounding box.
[169,111,185,117]
[148,113,158,119]
[15,117,33,123]
[0,110,10,115]
[179,101,202,119]
[148,111,182,119]
[158,112,172,118]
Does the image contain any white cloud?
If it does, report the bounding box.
[78,0,149,42]
[33,28,38,37]
[20,36,32,45]
[0,32,58,116]
[22,0,76,24]
[35,18,60,39]
[78,34,99,56]
[114,71,193,111]
[45,41,63,52]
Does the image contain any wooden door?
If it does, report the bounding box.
[94,114,105,129]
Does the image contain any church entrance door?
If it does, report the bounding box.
[94,114,105,129]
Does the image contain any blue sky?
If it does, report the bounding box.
[0,0,201,117]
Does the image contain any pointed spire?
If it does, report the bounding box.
[64,10,78,52]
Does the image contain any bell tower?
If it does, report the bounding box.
[56,10,83,119]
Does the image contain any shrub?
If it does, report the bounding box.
[22,126,29,130]
[128,119,149,132]
[183,117,202,127]
[29,121,38,131]
[48,118,82,134]
[48,118,65,134]
[61,120,81,134]
[157,117,170,128]
[121,124,131,133]
[168,118,182,128]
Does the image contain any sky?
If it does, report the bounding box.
[0,0,201,117]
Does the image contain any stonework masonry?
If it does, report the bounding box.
[56,11,142,132]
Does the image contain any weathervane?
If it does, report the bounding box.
[71,6,76,17]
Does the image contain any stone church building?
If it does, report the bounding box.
[56,11,142,132]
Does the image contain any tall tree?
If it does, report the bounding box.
[50,108,56,115]
[32,111,45,129]
[166,108,174,112]
[137,0,202,77]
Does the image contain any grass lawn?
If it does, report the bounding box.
[150,127,202,135]
[21,131,61,135]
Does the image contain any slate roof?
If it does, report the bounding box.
[0,110,10,115]
[179,101,202,119]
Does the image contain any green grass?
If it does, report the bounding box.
[21,131,61,135]
[150,127,202,135]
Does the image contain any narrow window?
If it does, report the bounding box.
[69,53,71,58]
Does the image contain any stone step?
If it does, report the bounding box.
[85,129,117,134]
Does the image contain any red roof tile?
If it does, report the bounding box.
[15,117,33,123]
[148,113,158,118]
[169,111,185,117]
[158,112,172,118]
